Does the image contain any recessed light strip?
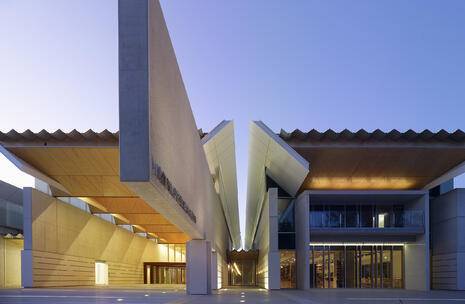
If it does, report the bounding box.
[309,243,405,246]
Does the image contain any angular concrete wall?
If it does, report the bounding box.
[431,188,465,290]
[255,188,280,289]
[118,0,230,294]
[22,188,175,287]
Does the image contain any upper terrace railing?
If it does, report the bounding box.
[309,204,424,229]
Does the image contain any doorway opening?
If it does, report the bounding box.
[227,250,258,286]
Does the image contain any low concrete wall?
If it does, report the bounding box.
[22,188,175,287]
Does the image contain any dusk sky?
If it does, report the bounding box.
[1,0,465,241]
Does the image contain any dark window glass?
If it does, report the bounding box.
[393,205,404,227]
[345,246,358,288]
[360,205,373,228]
[346,205,358,227]
[329,205,345,227]
[278,199,295,232]
[278,233,295,249]
[310,205,325,227]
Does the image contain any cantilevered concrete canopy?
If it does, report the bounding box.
[244,121,309,250]
[279,128,465,191]
[0,129,207,243]
[0,123,241,246]
[201,120,241,249]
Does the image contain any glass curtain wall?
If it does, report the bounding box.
[310,204,423,228]
[309,245,403,289]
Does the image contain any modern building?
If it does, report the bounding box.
[245,121,465,291]
[1,0,465,295]
[0,0,240,295]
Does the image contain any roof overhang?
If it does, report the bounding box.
[279,129,465,191]
[0,130,189,243]
[244,121,309,250]
[201,120,241,249]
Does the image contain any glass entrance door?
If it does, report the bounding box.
[309,245,404,289]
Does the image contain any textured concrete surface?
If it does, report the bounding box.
[2,287,465,304]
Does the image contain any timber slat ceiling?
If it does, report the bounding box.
[278,128,465,190]
[0,129,193,243]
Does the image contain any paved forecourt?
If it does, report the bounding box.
[2,287,465,304]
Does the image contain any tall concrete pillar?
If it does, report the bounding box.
[268,188,280,289]
[186,240,212,295]
[21,187,33,288]
[295,192,310,290]
[405,193,430,290]
[211,250,218,290]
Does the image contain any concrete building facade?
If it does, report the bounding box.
[245,121,465,291]
[0,0,240,295]
[1,0,465,296]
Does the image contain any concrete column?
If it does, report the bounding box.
[22,187,33,288]
[186,239,211,295]
[405,193,430,290]
[295,192,310,290]
[211,250,218,290]
[268,188,280,290]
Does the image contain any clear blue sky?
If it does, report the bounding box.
[1,0,465,242]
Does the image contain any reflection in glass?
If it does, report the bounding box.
[280,250,296,288]
[310,203,422,228]
[309,245,403,289]
[313,248,325,288]
[229,260,256,286]
[382,246,392,288]
[278,199,295,232]
[393,247,403,288]
[310,205,325,227]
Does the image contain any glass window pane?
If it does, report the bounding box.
[393,247,403,288]
[393,205,404,227]
[313,247,325,288]
[309,249,314,288]
[345,246,357,288]
[278,199,295,232]
[310,205,325,227]
[360,247,372,288]
[346,205,358,227]
[360,205,373,228]
[329,205,344,228]
[280,250,296,288]
[382,246,392,288]
[376,205,392,228]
